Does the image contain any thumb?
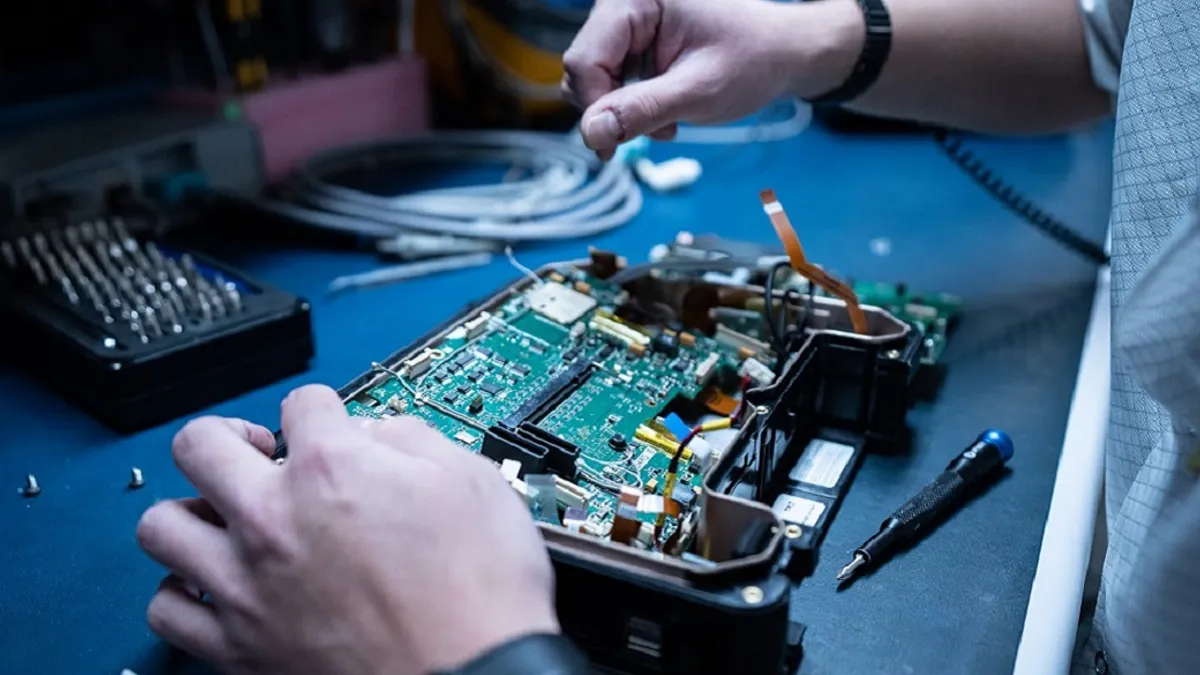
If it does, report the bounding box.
[580,67,699,151]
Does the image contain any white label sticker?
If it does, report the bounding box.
[789,439,854,488]
[772,494,826,527]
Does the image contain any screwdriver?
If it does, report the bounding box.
[836,429,1014,582]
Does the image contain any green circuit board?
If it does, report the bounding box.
[765,273,960,365]
[345,270,753,540]
[851,281,960,364]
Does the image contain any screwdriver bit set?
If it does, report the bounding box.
[0,215,314,431]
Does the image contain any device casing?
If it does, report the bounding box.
[273,258,922,674]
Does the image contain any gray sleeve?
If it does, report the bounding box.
[1078,0,1133,93]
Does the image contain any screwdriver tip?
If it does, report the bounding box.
[837,553,867,582]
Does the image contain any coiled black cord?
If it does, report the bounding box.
[932,129,1110,266]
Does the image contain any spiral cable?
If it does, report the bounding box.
[932,128,1110,266]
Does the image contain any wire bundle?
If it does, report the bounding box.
[273,130,643,247]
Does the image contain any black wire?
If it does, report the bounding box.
[932,128,1109,266]
[780,287,802,349]
[763,261,791,353]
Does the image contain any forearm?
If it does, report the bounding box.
[789,0,1112,133]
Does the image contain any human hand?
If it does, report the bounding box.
[136,384,558,675]
[563,0,861,158]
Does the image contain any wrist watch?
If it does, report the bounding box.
[806,0,893,105]
[432,633,593,675]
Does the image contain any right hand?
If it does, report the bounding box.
[563,0,847,158]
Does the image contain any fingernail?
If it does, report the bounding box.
[585,111,624,148]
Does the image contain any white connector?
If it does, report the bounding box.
[633,157,703,193]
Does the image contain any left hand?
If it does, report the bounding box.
[135,384,559,675]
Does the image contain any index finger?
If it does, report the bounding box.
[172,416,274,518]
[279,384,355,452]
[562,0,662,109]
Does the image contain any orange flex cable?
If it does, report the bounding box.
[758,189,869,334]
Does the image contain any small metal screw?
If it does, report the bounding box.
[21,474,41,497]
[741,586,764,604]
[885,349,901,359]
[784,524,803,539]
[274,457,287,466]
[128,467,144,490]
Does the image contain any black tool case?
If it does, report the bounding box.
[0,216,314,431]
[272,255,923,675]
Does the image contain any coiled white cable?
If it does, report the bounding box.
[289,130,643,244]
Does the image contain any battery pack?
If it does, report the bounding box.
[0,215,314,432]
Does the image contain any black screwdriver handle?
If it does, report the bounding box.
[889,471,966,536]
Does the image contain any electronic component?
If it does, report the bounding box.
[739,357,775,386]
[715,324,772,360]
[527,474,561,525]
[759,189,868,334]
[563,507,589,532]
[589,313,651,348]
[273,232,928,675]
[526,281,597,324]
[464,312,491,339]
[128,467,144,490]
[694,352,720,384]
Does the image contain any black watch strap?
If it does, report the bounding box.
[807,0,893,105]
[433,633,593,675]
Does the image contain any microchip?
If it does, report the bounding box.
[494,356,508,365]
[434,372,452,384]
[512,363,531,376]
[443,391,460,404]
[672,360,689,372]
[563,350,579,361]
[456,384,470,394]
[525,282,598,324]
[454,430,478,445]
[475,347,493,357]
[454,352,474,367]
[480,382,503,395]
[530,343,546,354]
[467,370,484,382]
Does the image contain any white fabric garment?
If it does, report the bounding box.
[1073,0,1200,673]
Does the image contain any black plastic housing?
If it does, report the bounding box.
[271,267,922,675]
[0,222,314,432]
